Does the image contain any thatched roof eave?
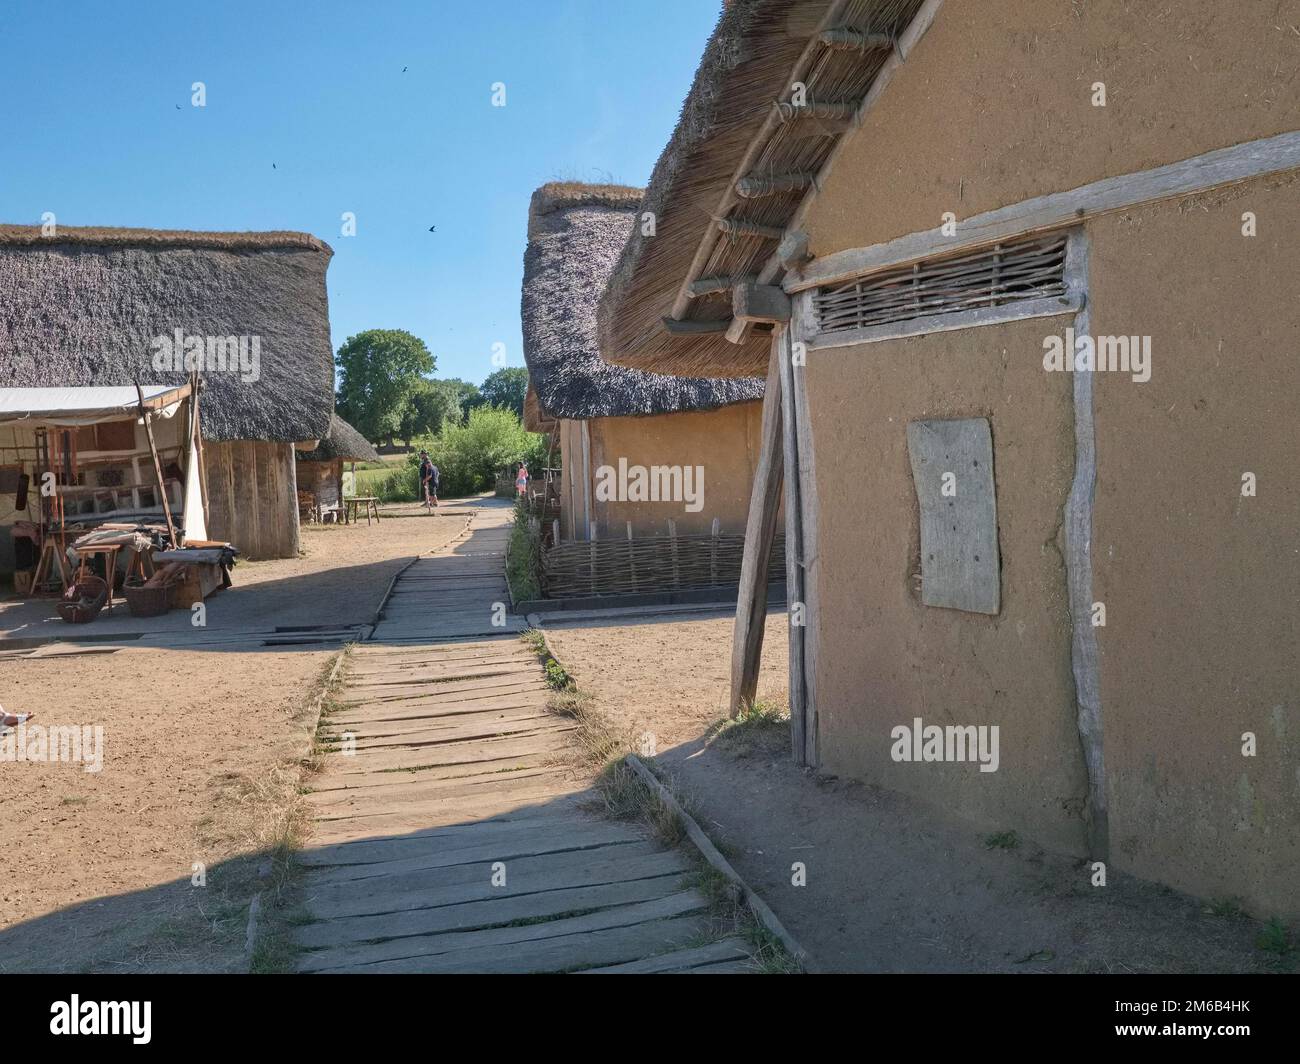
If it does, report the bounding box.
[598,0,928,377]
[521,183,765,420]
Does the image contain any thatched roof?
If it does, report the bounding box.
[523,380,557,434]
[297,413,380,462]
[598,0,924,377]
[521,182,764,420]
[0,224,335,442]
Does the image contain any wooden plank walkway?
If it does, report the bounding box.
[294,501,756,974]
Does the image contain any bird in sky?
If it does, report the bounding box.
[428,225,436,233]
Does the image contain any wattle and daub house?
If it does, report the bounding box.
[600,0,1298,916]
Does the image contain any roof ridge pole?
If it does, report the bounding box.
[664,0,858,327]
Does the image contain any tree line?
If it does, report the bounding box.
[334,328,529,448]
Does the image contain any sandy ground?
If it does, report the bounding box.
[544,615,1295,975]
[542,610,790,754]
[0,505,468,972]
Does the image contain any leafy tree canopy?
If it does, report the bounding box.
[478,367,529,418]
[335,329,435,442]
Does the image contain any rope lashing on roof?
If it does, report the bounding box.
[819,28,895,52]
[686,274,757,299]
[715,217,785,241]
[772,99,859,124]
[734,172,815,199]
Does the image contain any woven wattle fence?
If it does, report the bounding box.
[540,527,785,599]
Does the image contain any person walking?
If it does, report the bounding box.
[419,450,439,510]
[515,462,529,504]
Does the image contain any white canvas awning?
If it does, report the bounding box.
[0,384,191,425]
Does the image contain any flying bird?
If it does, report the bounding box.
[428,225,436,233]
[402,66,408,73]
[272,163,277,169]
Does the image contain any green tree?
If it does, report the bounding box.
[440,378,483,419]
[478,367,529,418]
[399,378,461,443]
[335,329,435,445]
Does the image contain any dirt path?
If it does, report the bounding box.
[544,616,1293,975]
[292,503,754,974]
[0,509,470,973]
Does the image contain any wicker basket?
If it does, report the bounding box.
[57,576,109,624]
[124,583,173,618]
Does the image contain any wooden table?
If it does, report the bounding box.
[344,496,380,526]
[73,545,151,613]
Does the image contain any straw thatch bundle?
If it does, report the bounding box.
[521,182,764,421]
[598,0,924,377]
[0,224,335,442]
[297,413,380,463]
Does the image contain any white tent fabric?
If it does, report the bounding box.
[0,385,189,424]
[182,434,208,541]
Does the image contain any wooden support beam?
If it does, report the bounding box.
[735,171,815,199]
[777,230,813,271]
[819,28,894,51]
[135,382,178,549]
[715,217,785,241]
[773,99,859,123]
[686,274,751,299]
[729,344,784,719]
[732,283,792,325]
[778,328,807,762]
[660,315,732,335]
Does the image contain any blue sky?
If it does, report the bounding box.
[0,0,717,386]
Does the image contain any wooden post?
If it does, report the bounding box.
[779,328,808,763]
[551,518,560,545]
[588,521,597,595]
[136,384,178,548]
[710,517,720,584]
[729,344,784,719]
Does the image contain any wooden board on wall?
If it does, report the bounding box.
[201,439,300,560]
[906,418,1001,615]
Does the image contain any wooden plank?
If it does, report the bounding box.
[328,693,550,726]
[326,730,574,777]
[311,913,711,974]
[791,296,822,767]
[1061,229,1108,860]
[299,819,642,875]
[322,706,555,741]
[306,764,569,805]
[307,796,589,844]
[299,891,707,972]
[294,872,686,950]
[338,718,572,752]
[302,843,688,921]
[778,326,806,761]
[729,344,784,718]
[579,937,752,974]
[787,129,1300,292]
[906,417,1001,615]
